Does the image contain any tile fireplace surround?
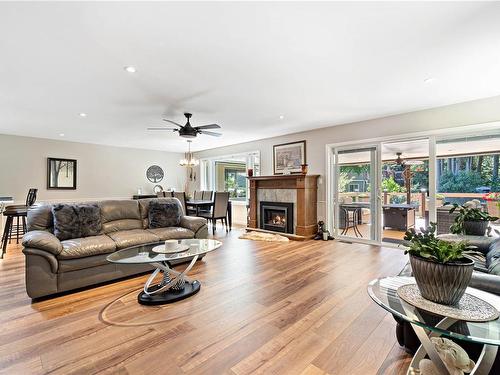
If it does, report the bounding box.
[248,175,319,239]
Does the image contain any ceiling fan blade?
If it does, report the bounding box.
[147,127,178,131]
[200,130,222,137]
[162,119,184,127]
[196,124,221,130]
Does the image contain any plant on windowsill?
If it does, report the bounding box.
[448,201,498,236]
[404,222,475,305]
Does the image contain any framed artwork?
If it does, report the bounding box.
[273,140,306,174]
[146,165,164,183]
[47,158,77,190]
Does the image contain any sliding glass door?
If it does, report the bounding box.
[332,146,379,242]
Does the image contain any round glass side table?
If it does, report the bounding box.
[368,276,500,374]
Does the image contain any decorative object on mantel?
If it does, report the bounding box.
[404,222,476,305]
[247,168,253,177]
[239,231,289,242]
[146,165,164,183]
[416,338,475,375]
[397,283,499,322]
[273,140,306,175]
[301,163,308,175]
[47,158,77,190]
[179,140,199,168]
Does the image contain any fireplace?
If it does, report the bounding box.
[259,201,294,234]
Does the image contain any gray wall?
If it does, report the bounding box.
[194,95,500,220]
[0,134,185,203]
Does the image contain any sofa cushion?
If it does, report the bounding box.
[147,227,195,240]
[148,200,182,228]
[138,198,183,228]
[52,204,102,241]
[99,200,142,233]
[59,235,116,259]
[486,238,500,275]
[107,229,160,250]
[58,253,110,273]
[27,204,53,232]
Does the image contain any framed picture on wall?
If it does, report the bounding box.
[47,158,77,190]
[273,140,306,174]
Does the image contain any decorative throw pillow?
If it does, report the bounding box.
[52,204,102,241]
[148,200,182,228]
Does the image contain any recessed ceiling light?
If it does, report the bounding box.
[59,133,65,137]
[124,66,137,73]
[279,115,285,120]
[79,113,87,117]
[424,77,435,83]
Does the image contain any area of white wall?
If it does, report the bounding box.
[0,134,186,204]
[194,95,500,221]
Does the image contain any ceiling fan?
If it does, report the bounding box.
[147,113,222,138]
[394,152,424,167]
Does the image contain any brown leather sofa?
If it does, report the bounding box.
[22,198,208,298]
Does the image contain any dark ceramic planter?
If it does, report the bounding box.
[409,255,474,305]
[463,220,489,236]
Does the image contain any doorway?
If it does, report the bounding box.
[331,145,380,242]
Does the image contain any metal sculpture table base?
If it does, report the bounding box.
[138,254,201,305]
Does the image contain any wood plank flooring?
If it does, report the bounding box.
[0,228,412,374]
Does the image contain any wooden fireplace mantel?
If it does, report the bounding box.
[248,174,319,239]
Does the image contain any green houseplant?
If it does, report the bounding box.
[448,202,498,236]
[404,222,475,305]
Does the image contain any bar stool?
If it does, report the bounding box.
[0,188,37,258]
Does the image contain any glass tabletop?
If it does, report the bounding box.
[106,239,222,264]
[368,277,500,346]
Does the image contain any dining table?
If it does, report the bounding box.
[185,199,232,230]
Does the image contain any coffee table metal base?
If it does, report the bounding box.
[138,280,201,305]
[138,254,200,306]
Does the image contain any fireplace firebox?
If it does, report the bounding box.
[259,201,294,234]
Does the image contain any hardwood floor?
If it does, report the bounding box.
[0,228,412,374]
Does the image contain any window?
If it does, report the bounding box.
[201,151,260,202]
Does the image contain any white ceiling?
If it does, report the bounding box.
[1,2,500,152]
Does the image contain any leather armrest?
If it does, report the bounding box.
[22,230,63,256]
[22,247,59,273]
[179,216,206,234]
[470,272,500,296]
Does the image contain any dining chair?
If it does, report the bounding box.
[202,191,213,201]
[197,192,230,235]
[194,191,203,200]
[156,192,165,198]
[172,192,188,215]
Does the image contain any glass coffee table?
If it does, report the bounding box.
[368,277,500,374]
[107,239,222,305]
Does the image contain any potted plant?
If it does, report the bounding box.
[483,192,500,220]
[404,223,475,305]
[448,202,498,236]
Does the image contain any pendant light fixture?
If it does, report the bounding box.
[179,140,199,167]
